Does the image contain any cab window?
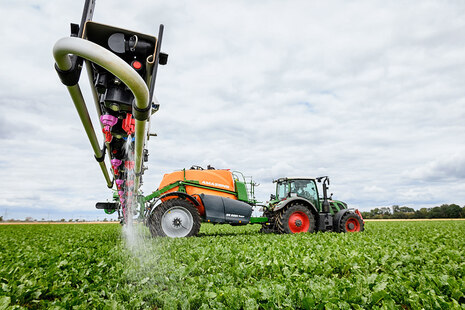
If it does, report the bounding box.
[276,182,288,200]
[289,180,318,206]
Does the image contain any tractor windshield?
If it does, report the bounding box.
[289,179,319,207]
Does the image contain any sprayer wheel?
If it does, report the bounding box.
[277,204,316,234]
[149,198,201,238]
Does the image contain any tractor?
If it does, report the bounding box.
[139,166,364,237]
[260,177,364,234]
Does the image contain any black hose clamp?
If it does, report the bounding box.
[94,143,107,162]
[133,103,151,121]
[54,56,83,86]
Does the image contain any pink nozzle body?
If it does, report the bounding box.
[111,159,122,168]
[100,114,118,127]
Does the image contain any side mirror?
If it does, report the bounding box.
[270,194,276,200]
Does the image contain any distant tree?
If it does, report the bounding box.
[430,206,443,218]
[75,219,79,222]
[415,208,429,219]
[60,218,65,222]
[68,219,73,222]
[399,206,415,213]
[371,208,381,216]
[0,216,3,222]
[103,218,108,222]
[380,207,391,215]
[361,211,371,219]
[25,217,33,222]
[443,204,461,218]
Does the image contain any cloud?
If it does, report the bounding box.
[1,0,465,219]
[407,153,465,181]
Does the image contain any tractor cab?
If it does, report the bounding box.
[273,177,332,212]
[264,176,363,234]
[274,178,320,208]
[271,176,349,214]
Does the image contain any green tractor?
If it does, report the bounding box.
[260,176,364,234]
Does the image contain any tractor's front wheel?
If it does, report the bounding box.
[339,212,364,232]
[148,198,201,238]
[278,204,316,234]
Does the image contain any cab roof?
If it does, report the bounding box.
[273,176,328,183]
[273,177,316,183]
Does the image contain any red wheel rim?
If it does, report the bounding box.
[288,211,310,233]
[345,218,361,232]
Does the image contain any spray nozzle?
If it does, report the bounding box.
[115,179,124,189]
[122,114,135,136]
[111,159,122,168]
[100,114,118,127]
[100,114,118,143]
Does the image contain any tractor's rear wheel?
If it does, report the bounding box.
[148,198,201,237]
[339,212,364,232]
[277,204,316,234]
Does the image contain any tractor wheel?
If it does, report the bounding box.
[277,204,316,234]
[259,209,277,233]
[339,212,364,233]
[259,223,275,234]
[148,198,201,238]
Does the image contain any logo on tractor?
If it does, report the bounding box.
[201,181,230,190]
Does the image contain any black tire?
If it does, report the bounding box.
[277,204,316,234]
[259,223,276,234]
[148,198,201,237]
[259,209,278,233]
[339,212,364,233]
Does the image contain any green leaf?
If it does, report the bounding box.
[0,296,10,310]
[205,292,217,299]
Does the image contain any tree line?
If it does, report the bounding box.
[360,204,465,219]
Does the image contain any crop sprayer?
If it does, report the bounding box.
[54,0,364,238]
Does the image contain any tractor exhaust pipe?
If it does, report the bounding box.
[53,37,150,189]
[317,176,331,213]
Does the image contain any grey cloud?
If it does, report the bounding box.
[1,0,465,219]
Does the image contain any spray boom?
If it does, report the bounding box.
[53,0,168,223]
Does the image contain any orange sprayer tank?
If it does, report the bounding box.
[158,169,238,216]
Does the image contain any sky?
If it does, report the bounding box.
[1,0,465,220]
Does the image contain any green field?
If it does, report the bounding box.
[1,221,464,309]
